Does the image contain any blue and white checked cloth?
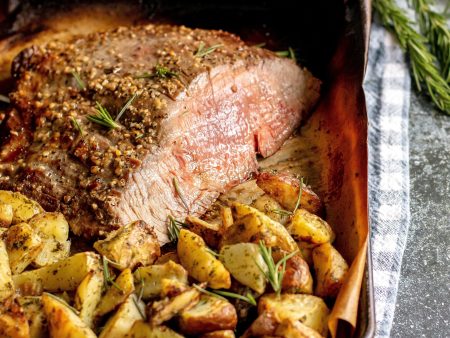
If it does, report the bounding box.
[364,22,411,338]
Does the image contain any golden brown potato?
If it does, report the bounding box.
[256,172,322,214]
[17,296,48,338]
[150,287,200,326]
[134,261,188,300]
[0,300,30,338]
[296,241,315,266]
[96,268,135,317]
[155,251,180,264]
[0,202,13,227]
[0,240,14,301]
[177,229,230,289]
[219,206,234,231]
[74,270,104,327]
[13,252,101,293]
[312,243,349,298]
[258,294,329,336]
[251,194,289,224]
[241,311,279,337]
[42,293,97,338]
[287,209,335,245]
[125,321,184,338]
[160,278,189,298]
[5,223,44,274]
[0,191,43,224]
[223,203,297,252]
[281,254,313,294]
[185,216,222,248]
[94,220,160,270]
[275,319,324,338]
[201,330,236,338]
[179,294,237,335]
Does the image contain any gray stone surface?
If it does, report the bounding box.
[390,92,450,337]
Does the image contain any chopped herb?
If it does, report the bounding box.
[193,285,256,306]
[71,117,83,135]
[195,42,223,57]
[173,177,189,211]
[137,64,179,79]
[0,94,10,104]
[275,47,296,62]
[132,296,147,320]
[206,247,219,257]
[135,133,145,139]
[102,256,123,292]
[167,215,187,242]
[292,177,304,215]
[115,93,138,122]
[71,71,86,89]
[88,102,120,130]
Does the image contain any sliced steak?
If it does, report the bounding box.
[0,24,320,243]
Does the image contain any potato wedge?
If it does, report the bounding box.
[96,268,135,317]
[179,294,237,335]
[33,240,71,268]
[275,319,324,338]
[287,209,335,245]
[0,240,14,301]
[0,190,43,224]
[74,270,104,327]
[256,172,322,214]
[94,220,160,270]
[134,261,188,300]
[0,202,13,227]
[28,212,69,242]
[185,216,221,248]
[258,294,329,336]
[5,223,43,274]
[0,300,30,338]
[125,321,183,338]
[201,330,236,338]
[219,243,267,294]
[241,311,279,337]
[281,254,313,294]
[160,278,189,298]
[251,194,289,224]
[42,292,97,338]
[178,229,230,289]
[13,252,101,293]
[99,294,145,338]
[312,243,349,298]
[223,203,297,252]
[219,206,234,231]
[17,296,48,338]
[296,241,315,266]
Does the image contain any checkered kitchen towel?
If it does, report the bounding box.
[364,21,411,338]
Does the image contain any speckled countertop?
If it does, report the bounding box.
[390,91,450,337]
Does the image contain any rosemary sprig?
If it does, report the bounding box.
[137,65,179,79]
[44,292,79,314]
[115,93,138,122]
[257,241,298,296]
[0,94,10,104]
[88,102,120,130]
[275,47,297,62]
[71,117,83,135]
[195,42,223,57]
[193,285,257,306]
[412,0,450,82]
[270,208,293,216]
[292,177,304,214]
[167,215,188,242]
[102,256,123,292]
[173,177,189,211]
[253,42,266,48]
[205,247,220,257]
[374,0,450,113]
[132,296,147,320]
[71,71,86,90]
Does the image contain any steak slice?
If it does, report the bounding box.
[0,24,320,244]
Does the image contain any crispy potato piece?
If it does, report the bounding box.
[178,229,231,289]
[281,254,313,294]
[0,300,30,338]
[185,216,221,248]
[312,243,349,298]
[296,241,315,266]
[0,191,43,224]
[5,223,43,274]
[219,243,267,294]
[219,206,234,231]
[223,203,297,252]
[160,278,189,298]
[251,194,289,224]
[155,251,180,264]
[256,172,322,214]
[74,270,104,327]
[33,240,71,268]
[94,220,160,270]
[0,202,13,227]
[275,319,324,338]
[42,293,96,338]
[17,296,48,338]
[258,294,329,336]
[179,294,237,335]
[134,261,188,300]
[241,311,279,337]
[0,240,14,301]
[96,268,134,317]
[201,330,236,338]
[125,321,183,338]
[150,287,200,326]
[287,209,335,245]
[13,252,101,293]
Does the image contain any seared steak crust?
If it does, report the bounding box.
[0,24,320,243]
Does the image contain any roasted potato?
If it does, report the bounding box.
[94,220,160,270]
[0,240,14,301]
[134,261,188,300]
[125,321,183,338]
[178,229,231,289]
[281,254,313,294]
[251,194,289,224]
[17,296,48,338]
[0,300,30,338]
[219,243,267,294]
[275,319,324,338]
[96,268,135,317]
[296,241,315,266]
[223,203,297,252]
[179,294,237,335]
[5,223,43,274]
[256,172,322,214]
[160,278,189,298]
[13,252,101,293]
[312,243,349,298]
[287,209,335,245]
[185,216,222,248]
[0,190,43,224]
[219,206,234,231]
[150,287,200,326]
[99,294,146,338]
[258,294,329,336]
[155,251,180,264]
[74,270,104,327]
[201,330,236,338]
[242,311,279,337]
[0,201,13,227]
[42,293,97,338]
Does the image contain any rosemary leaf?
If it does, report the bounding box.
[270,208,293,216]
[275,47,296,62]
[292,177,304,215]
[193,285,256,306]
[88,102,120,130]
[44,292,79,314]
[71,71,86,90]
[253,42,266,48]
[195,42,223,57]
[167,215,188,242]
[132,296,147,320]
[71,117,83,135]
[173,177,189,211]
[205,247,219,257]
[102,256,123,292]
[115,93,138,122]
[0,94,10,104]
[137,64,179,79]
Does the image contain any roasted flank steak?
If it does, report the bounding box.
[0,24,320,243]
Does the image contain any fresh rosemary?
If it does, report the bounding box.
[71,117,83,135]
[137,65,179,79]
[44,292,79,314]
[88,102,121,130]
[205,247,220,257]
[115,93,138,122]
[132,296,147,320]
[275,47,297,62]
[167,215,187,242]
[292,177,304,215]
[195,42,223,57]
[173,177,190,211]
[71,71,86,90]
[270,208,293,216]
[0,94,10,104]
[102,256,123,292]
[193,284,257,306]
